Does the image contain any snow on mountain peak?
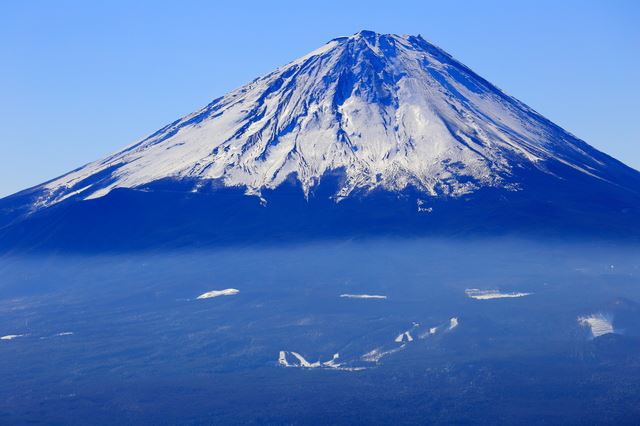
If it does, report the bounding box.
[34,31,610,209]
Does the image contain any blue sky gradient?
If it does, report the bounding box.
[1,0,638,196]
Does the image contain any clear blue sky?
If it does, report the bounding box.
[1,0,638,197]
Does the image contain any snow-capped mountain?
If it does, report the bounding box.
[18,31,638,206]
[1,31,639,250]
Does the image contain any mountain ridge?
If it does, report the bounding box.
[1,30,640,250]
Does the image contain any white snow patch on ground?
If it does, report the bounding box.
[280,316,459,369]
[40,332,74,340]
[465,289,532,300]
[362,346,405,363]
[1,334,24,341]
[290,352,320,368]
[578,313,614,338]
[449,317,459,330]
[279,351,364,371]
[418,316,460,339]
[322,353,342,368]
[278,351,290,367]
[340,294,387,299]
[394,331,413,343]
[196,288,239,299]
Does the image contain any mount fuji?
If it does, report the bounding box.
[2,30,639,250]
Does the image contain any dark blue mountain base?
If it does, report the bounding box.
[1,162,639,253]
[2,240,640,424]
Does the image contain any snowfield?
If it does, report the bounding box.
[26,31,613,211]
[465,289,532,300]
[1,334,25,341]
[196,289,240,300]
[395,331,414,343]
[278,316,459,369]
[278,351,365,371]
[340,294,387,299]
[448,317,459,330]
[578,314,614,338]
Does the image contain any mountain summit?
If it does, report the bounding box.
[2,31,640,250]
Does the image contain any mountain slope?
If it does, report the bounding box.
[1,31,640,250]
